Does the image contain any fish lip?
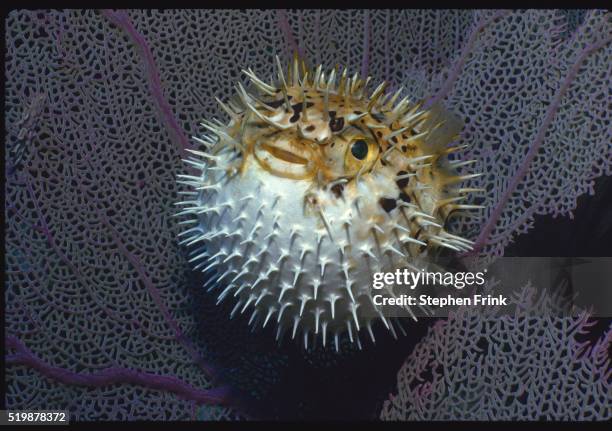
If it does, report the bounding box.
[254,138,316,180]
[260,141,309,165]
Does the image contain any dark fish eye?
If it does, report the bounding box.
[351,139,368,160]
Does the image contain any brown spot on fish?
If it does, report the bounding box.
[290,106,301,123]
[379,197,397,213]
[398,191,411,202]
[331,183,345,198]
[396,170,410,188]
[289,102,314,123]
[267,99,285,109]
[330,116,344,132]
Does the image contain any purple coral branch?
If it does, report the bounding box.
[19,171,149,326]
[5,335,230,407]
[16,164,217,378]
[425,10,510,108]
[361,10,371,79]
[95,11,216,376]
[100,9,192,159]
[277,9,303,58]
[469,33,612,254]
[96,209,217,379]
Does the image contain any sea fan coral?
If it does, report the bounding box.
[380,282,612,420]
[177,56,479,349]
[4,9,237,420]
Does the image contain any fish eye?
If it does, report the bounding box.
[342,136,378,177]
[351,139,368,160]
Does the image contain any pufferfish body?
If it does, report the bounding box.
[176,56,482,350]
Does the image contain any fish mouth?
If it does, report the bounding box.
[261,142,308,165]
[254,138,316,179]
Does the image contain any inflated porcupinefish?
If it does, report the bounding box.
[176,55,482,351]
